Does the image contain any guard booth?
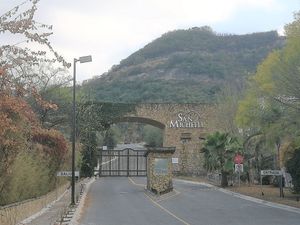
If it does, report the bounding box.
[145,147,175,195]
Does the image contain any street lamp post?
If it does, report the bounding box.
[71,55,92,206]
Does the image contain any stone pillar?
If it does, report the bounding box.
[145,147,176,195]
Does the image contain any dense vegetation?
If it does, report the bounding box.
[202,131,242,187]
[0,1,71,205]
[85,27,283,103]
[209,12,300,191]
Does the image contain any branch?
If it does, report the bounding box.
[272,96,300,111]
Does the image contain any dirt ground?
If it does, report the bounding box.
[176,176,300,209]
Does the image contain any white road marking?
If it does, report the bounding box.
[128,177,189,225]
[128,177,146,188]
[156,189,181,203]
[144,193,191,225]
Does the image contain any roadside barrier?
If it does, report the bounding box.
[0,183,69,225]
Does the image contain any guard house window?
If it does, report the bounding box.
[180,133,191,143]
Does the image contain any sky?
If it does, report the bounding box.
[1,0,300,82]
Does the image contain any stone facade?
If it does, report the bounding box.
[119,103,216,175]
[145,148,175,194]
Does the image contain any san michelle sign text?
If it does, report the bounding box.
[169,111,203,129]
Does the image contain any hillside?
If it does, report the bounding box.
[84,26,284,103]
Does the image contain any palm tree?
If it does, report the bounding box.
[202,131,242,187]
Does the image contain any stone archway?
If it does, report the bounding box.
[115,103,215,175]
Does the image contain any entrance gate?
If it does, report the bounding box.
[99,148,147,177]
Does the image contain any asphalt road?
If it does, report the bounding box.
[79,177,300,225]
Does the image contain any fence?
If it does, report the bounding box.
[0,183,69,225]
[207,172,221,185]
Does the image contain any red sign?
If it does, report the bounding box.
[234,154,244,164]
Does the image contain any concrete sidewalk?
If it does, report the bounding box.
[20,179,90,225]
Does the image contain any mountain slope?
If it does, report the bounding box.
[85,26,284,103]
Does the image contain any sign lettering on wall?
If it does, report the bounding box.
[172,158,179,164]
[169,111,203,129]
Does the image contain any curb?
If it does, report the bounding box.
[69,177,95,225]
[174,178,300,215]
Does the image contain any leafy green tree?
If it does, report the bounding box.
[214,82,244,135]
[286,148,300,193]
[236,11,300,177]
[77,102,136,132]
[103,128,118,149]
[239,12,300,117]
[202,131,242,187]
[80,131,98,177]
[76,101,136,176]
[143,125,163,147]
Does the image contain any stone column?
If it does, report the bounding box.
[145,147,175,195]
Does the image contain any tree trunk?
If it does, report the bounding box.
[221,171,228,187]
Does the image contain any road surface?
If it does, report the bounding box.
[79,177,300,225]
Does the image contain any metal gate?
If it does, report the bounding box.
[99,148,147,177]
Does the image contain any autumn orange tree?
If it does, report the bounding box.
[0,86,37,195]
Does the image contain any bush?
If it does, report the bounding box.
[0,78,69,206]
[286,148,300,193]
[0,151,51,205]
[143,125,163,147]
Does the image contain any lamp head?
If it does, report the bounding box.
[78,55,92,63]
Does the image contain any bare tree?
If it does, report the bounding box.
[0,0,70,97]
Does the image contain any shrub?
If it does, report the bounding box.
[286,148,300,193]
[0,151,50,205]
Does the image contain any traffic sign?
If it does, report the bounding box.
[260,170,284,198]
[235,164,244,173]
[260,170,282,176]
[234,154,244,164]
[57,171,80,177]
